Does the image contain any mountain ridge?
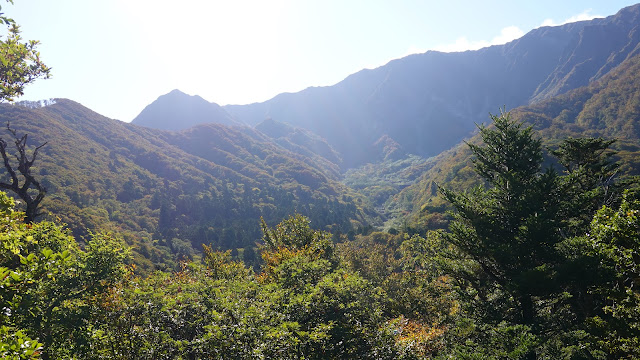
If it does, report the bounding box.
[132,89,239,130]
[130,4,640,168]
[392,50,640,231]
[0,99,370,271]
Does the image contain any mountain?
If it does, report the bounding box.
[0,99,370,272]
[255,118,343,167]
[132,89,239,130]
[4,3,640,273]
[220,4,640,167]
[392,51,640,231]
[372,135,406,162]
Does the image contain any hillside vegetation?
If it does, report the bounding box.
[395,51,640,231]
[0,100,370,272]
[3,111,640,358]
[3,3,640,358]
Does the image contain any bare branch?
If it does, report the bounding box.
[0,121,47,223]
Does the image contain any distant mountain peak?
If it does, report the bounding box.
[131,90,239,131]
[224,3,640,167]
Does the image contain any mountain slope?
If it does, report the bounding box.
[255,118,343,168]
[0,100,369,271]
[132,89,239,130]
[393,51,640,231]
[222,4,640,167]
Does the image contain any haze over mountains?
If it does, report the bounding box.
[134,3,640,168]
[133,89,239,130]
[7,4,640,357]
[391,52,640,230]
[0,100,368,270]
[3,3,640,271]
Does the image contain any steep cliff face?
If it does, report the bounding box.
[532,4,640,101]
[223,4,640,167]
[129,5,640,169]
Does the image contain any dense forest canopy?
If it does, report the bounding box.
[2,2,640,359]
[2,112,640,358]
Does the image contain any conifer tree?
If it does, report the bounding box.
[441,111,561,327]
[440,111,631,358]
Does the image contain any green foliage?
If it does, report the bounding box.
[344,154,433,207]
[261,214,333,253]
[338,230,459,356]
[0,1,50,102]
[467,110,544,190]
[0,190,129,358]
[88,215,408,359]
[438,111,639,358]
[0,325,42,359]
[202,245,250,280]
[0,99,369,272]
[578,195,640,358]
[442,112,561,329]
[552,137,624,237]
[442,320,538,360]
[398,54,640,235]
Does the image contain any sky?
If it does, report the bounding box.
[6,0,640,122]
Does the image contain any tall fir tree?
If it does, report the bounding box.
[440,111,632,358]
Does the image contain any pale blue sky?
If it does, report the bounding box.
[7,0,640,122]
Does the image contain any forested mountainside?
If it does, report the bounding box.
[218,4,640,167]
[255,117,344,166]
[0,99,371,272]
[393,50,640,231]
[132,89,239,130]
[5,2,640,357]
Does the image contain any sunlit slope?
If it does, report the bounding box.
[394,51,640,230]
[0,99,368,271]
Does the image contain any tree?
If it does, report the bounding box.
[582,194,640,358]
[441,112,560,327]
[551,137,621,237]
[0,122,47,223]
[439,111,631,358]
[89,215,405,359]
[258,214,399,359]
[0,191,129,358]
[0,0,51,102]
[0,1,50,224]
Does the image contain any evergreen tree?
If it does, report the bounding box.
[441,111,561,328]
[440,111,632,358]
[552,137,621,237]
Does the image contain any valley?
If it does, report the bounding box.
[3,2,640,358]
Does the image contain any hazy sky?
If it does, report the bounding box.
[7,0,640,122]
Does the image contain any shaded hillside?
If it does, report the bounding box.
[223,4,640,167]
[132,89,239,130]
[344,154,434,211]
[393,51,640,231]
[0,100,369,271]
[255,118,343,167]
